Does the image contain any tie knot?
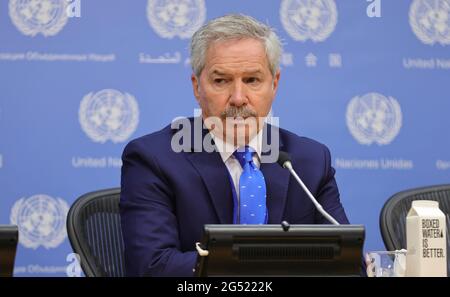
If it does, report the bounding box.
[233,146,255,168]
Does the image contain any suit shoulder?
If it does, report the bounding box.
[122,123,174,157]
[279,127,329,154]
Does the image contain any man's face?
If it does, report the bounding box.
[191,38,280,145]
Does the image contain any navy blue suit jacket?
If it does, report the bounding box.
[120,118,350,276]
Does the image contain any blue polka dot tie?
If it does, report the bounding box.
[233,146,268,224]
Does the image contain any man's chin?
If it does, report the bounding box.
[227,117,250,126]
[203,115,262,144]
[225,128,257,146]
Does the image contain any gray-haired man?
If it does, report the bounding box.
[120,14,350,276]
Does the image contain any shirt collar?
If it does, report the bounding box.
[210,129,263,163]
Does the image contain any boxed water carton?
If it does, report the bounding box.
[406,200,447,277]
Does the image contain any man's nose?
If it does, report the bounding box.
[229,80,247,106]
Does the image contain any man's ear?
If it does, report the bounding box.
[272,70,281,93]
[191,74,200,101]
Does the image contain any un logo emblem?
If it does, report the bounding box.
[9,0,69,37]
[10,194,69,249]
[410,0,450,45]
[79,89,139,144]
[147,0,206,39]
[346,93,402,146]
[280,0,338,42]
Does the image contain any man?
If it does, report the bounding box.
[120,14,350,277]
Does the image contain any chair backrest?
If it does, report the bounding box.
[67,188,125,277]
[380,184,450,275]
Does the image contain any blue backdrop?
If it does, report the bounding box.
[1,0,449,276]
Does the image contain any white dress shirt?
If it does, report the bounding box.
[210,130,263,203]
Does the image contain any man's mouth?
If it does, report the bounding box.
[227,117,249,124]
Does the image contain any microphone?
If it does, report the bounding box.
[277,151,340,225]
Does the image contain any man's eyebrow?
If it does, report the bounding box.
[243,69,264,75]
[210,70,228,76]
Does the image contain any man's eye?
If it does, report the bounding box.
[214,78,227,84]
[245,77,260,84]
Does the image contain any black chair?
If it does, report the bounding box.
[380,184,450,275]
[67,188,125,277]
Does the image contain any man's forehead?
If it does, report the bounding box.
[199,38,271,76]
[209,68,265,76]
[204,53,269,75]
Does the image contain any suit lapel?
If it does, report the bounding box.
[260,162,290,224]
[180,118,289,224]
[186,151,233,224]
[183,117,233,224]
[260,124,290,224]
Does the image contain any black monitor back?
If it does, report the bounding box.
[195,224,365,277]
[0,225,19,277]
